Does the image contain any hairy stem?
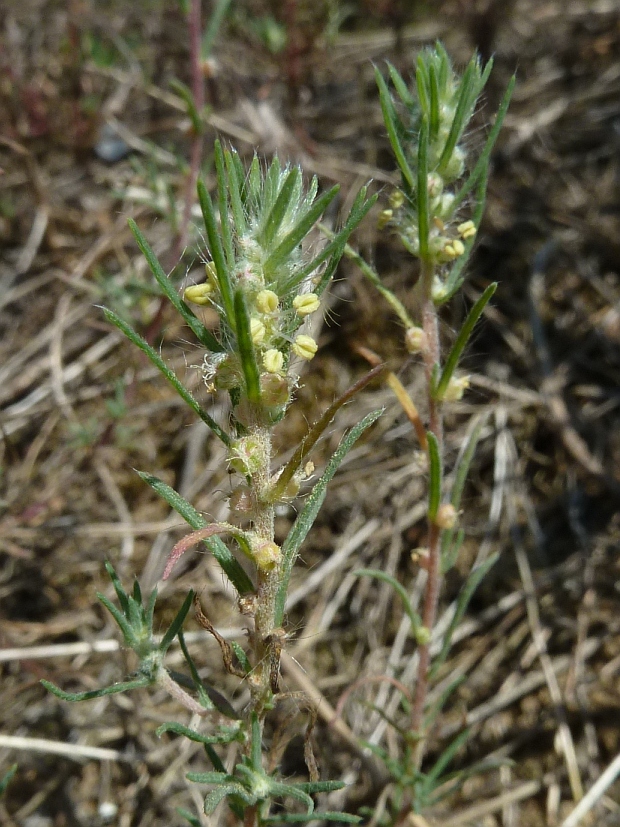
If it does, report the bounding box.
[247,414,278,718]
[411,259,444,759]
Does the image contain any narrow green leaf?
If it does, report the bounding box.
[387,62,413,107]
[176,808,202,827]
[264,155,281,210]
[435,283,497,399]
[214,141,234,269]
[436,41,451,88]
[476,56,494,99]
[269,781,314,813]
[125,591,143,633]
[250,712,262,768]
[169,78,202,134]
[270,367,384,504]
[145,587,158,632]
[431,554,498,677]
[416,55,430,117]
[288,189,377,297]
[426,431,442,521]
[157,721,241,745]
[103,308,230,446]
[417,116,430,260]
[176,631,215,710]
[452,74,515,212]
[0,765,17,797]
[201,0,232,59]
[41,676,151,702]
[197,180,235,325]
[132,578,143,608]
[96,592,139,648]
[138,472,255,595]
[429,62,440,141]
[273,409,382,627]
[224,147,247,235]
[450,414,488,512]
[261,166,299,247]
[437,57,477,174]
[267,814,361,824]
[294,780,347,794]
[230,640,251,674]
[204,784,254,814]
[205,744,227,773]
[160,589,194,653]
[104,560,130,617]
[423,728,470,789]
[247,155,261,207]
[234,290,261,403]
[186,770,229,784]
[127,219,221,351]
[354,569,421,636]
[442,166,489,300]
[423,674,466,731]
[441,527,464,575]
[310,190,378,299]
[375,66,414,192]
[264,186,339,277]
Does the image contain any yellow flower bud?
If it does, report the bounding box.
[404,326,426,354]
[415,626,431,645]
[292,334,318,360]
[440,238,465,261]
[293,293,320,316]
[377,209,393,230]
[457,220,476,240]
[441,375,470,402]
[389,189,405,209]
[184,283,214,306]
[256,289,279,313]
[253,540,280,571]
[263,349,284,374]
[250,318,266,344]
[434,503,458,530]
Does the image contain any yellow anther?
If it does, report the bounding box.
[256,289,279,313]
[377,209,393,230]
[441,375,470,402]
[250,318,266,344]
[292,334,318,361]
[457,220,476,240]
[293,293,320,316]
[263,349,284,374]
[184,283,214,306]
[389,189,405,209]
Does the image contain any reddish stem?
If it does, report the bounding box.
[410,259,444,756]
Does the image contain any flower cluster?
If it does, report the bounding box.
[375,44,496,299]
[183,145,371,431]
